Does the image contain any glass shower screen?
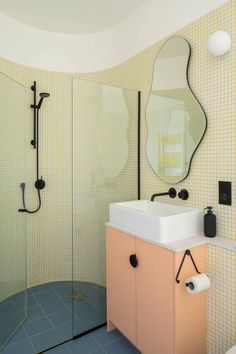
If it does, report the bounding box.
[72,79,139,337]
[0,73,27,350]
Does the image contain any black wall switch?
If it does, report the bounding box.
[219,181,232,205]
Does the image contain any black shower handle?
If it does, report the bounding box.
[129,254,138,268]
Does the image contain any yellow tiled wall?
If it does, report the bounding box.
[0,0,235,352]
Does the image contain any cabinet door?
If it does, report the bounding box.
[136,239,174,354]
[106,227,136,345]
[174,245,206,354]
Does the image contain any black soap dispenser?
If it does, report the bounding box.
[204,206,216,238]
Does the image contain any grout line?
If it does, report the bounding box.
[3,337,27,348]
[90,330,122,348]
[18,323,36,353]
[100,336,124,349]
[89,333,103,348]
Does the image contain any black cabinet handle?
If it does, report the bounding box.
[129,254,138,268]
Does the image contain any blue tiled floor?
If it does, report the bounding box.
[45,326,140,354]
[1,281,108,354]
[1,321,139,354]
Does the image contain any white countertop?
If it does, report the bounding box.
[106,222,236,253]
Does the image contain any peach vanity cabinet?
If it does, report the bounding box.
[106,226,206,354]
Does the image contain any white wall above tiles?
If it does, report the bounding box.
[0,0,228,72]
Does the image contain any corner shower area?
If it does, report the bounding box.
[0,73,139,353]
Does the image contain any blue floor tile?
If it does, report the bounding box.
[49,309,71,327]
[61,297,73,309]
[40,298,66,315]
[73,300,95,317]
[0,302,16,318]
[91,349,106,354]
[85,288,102,298]
[54,323,72,342]
[102,337,140,354]
[55,285,73,299]
[91,326,121,346]
[34,290,57,305]
[30,329,59,353]
[24,317,53,337]
[27,296,38,309]
[3,339,35,354]
[98,286,106,295]
[73,318,86,334]
[30,284,53,294]
[25,305,45,323]
[11,291,25,300]
[79,311,102,330]
[0,313,23,346]
[66,335,99,354]
[51,282,72,289]
[89,299,106,316]
[12,298,26,314]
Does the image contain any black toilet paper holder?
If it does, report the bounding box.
[175,249,201,284]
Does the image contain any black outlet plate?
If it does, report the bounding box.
[219,181,231,205]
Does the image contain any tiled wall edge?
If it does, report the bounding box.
[207,235,236,252]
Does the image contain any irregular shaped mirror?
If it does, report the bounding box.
[146,36,207,183]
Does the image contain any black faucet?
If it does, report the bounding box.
[150,188,177,202]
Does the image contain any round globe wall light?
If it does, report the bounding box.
[207,31,231,56]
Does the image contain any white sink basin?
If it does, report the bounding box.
[109,200,203,244]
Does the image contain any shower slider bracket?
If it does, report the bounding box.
[30,82,50,148]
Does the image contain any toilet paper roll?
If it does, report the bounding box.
[185,274,210,295]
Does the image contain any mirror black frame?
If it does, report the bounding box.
[145,36,207,184]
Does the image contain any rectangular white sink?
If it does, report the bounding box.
[109,200,203,244]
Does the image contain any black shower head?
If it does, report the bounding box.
[40,92,50,98]
[37,92,50,109]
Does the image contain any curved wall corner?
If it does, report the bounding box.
[0,0,228,73]
[0,0,229,73]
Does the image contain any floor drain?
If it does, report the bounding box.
[70,291,87,301]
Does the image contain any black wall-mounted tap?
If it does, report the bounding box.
[150,188,177,202]
[178,189,189,200]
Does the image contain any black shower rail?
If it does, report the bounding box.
[19,81,50,214]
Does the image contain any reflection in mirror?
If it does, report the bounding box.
[146,36,207,184]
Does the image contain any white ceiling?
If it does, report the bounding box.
[0,0,147,34]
